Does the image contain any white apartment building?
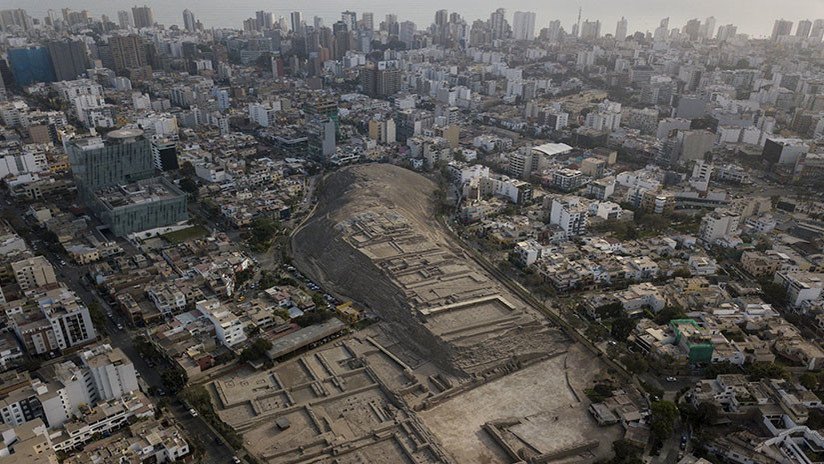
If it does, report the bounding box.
[80,344,139,402]
[197,300,246,347]
[774,272,824,308]
[11,256,56,291]
[699,209,740,244]
[549,197,589,236]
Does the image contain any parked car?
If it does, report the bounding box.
[189,408,198,417]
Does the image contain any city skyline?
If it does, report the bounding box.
[3,0,823,37]
[2,0,824,463]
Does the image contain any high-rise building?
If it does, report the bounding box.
[435,9,448,27]
[67,129,187,236]
[151,138,179,171]
[434,9,449,44]
[0,9,32,31]
[80,344,139,402]
[771,19,794,41]
[580,19,601,41]
[512,11,536,41]
[361,12,374,31]
[654,17,669,42]
[615,17,628,40]
[46,40,89,82]
[37,287,97,352]
[8,47,55,86]
[61,8,89,26]
[307,117,336,159]
[256,10,274,30]
[341,10,357,32]
[117,10,132,29]
[400,21,417,47]
[797,19,813,38]
[182,9,196,32]
[291,11,303,34]
[109,35,147,75]
[550,197,589,236]
[716,24,738,41]
[683,18,702,41]
[333,21,350,60]
[489,8,508,41]
[544,19,562,42]
[384,14,399,35]
[131,5,154,28]
[811,19,824,41]
[67,129,155,194]
[702,16,716,40]
[360,63,401,98]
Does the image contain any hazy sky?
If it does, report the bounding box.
[3,0,824,38]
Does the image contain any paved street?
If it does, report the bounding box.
[2,193,237,464]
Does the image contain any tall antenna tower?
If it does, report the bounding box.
[575,6,582,37]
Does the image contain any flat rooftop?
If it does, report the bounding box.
[266,318,346,359]
[95,178,184,209]
[533,142,573,157]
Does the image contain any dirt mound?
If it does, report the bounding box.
[291,164,561,376]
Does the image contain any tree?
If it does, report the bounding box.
[239,338,273,363]
[650,400,679,442]
[585,324,608,342]
[702,361,740,379]
[160,369,188,393]
[695,401,719,426]
[808,408,824,429]
[245,324,261,337]
[235,267,254,286]
[180,161,195,177]
[761,282,787,306]
[654,306,686,325]
[800,372,819,391]
[611,439,644,464]
[585,383,614,402]
[311,292,326,308]
[179,177,199,198]
[621,353,649,374]
[294,309,333,327]
[611,317,636,342]
[754,239,772,252]
[745,362,789,381]
[672,267,692,278]
[86,301,106,329]
[248,216,281,252]
[595,302,623,319]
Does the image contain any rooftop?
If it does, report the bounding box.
[533,142,573,157]
[95,178,184,209]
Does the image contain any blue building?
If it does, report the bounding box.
[8,46,55,86]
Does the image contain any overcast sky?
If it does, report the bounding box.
[3,0,824,37]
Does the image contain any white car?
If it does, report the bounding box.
[666,376,677,382]
[189,408,198,417]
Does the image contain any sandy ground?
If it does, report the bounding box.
[420,344,621,464]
